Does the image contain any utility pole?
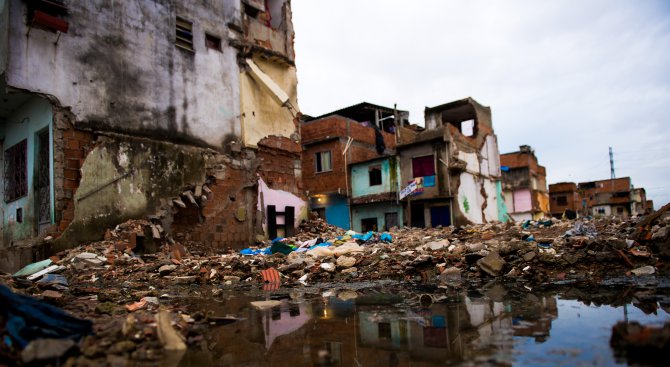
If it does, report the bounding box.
[609,146,615,179]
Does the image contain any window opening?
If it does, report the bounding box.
[369,165,382,186]
[461,119,475,136]
[4,140,28,202]
[412,155,435,178]
[556,196,568,206]
[315,151,332,173]
[205,33,221,51]
[176,17,194,51]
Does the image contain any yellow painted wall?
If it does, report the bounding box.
[240,55,298,146]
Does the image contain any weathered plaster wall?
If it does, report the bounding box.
[6,0,242,149]
[457,173,484,224]
[513,189,532,212]
[55,136,206,248]
[240,55,298,146]
[351,202,403,233]
[351,158,398,198]
[0,97,52,245]
[0,0,7,75]
[398,144,444,198]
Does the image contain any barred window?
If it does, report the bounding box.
[4,139,28,202]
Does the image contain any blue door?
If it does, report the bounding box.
[430,206,451,227]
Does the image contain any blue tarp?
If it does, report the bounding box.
[0,285,92,348]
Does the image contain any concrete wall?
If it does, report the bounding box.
[351,202,403,232]
[351,157,398,198]
[0,0,7,75]
[55,136,206,248]
[0,96,53,246]
[240,55,298,146]
[6,0,242,149]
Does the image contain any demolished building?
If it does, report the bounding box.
[396,97,506,227]
[500,145,549,221]
[548,182,580,219]
[0,0,305,271]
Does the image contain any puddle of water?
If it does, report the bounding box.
[170,284,670,366]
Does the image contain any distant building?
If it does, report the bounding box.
[550,177,643,218]
[500,145,549,221]
[548,182,580,219]
[349,156,403,232]
[578,177,632,217]
[301,103,403,229]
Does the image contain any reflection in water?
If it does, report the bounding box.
[177,285,670,366]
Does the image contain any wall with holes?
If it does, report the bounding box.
[0,96,53,247]
[5,0,242,149]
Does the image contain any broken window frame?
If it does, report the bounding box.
[315,151,332,173]
[205,33,222,52]
[368,165,382,186]
[412,155,436,178]
[4,139,28,203]
[175,17,194,52]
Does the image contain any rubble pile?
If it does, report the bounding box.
[1,209,670,364]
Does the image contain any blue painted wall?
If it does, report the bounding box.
[310,194,350,230]
[351,157,399,198]
[351,202,403,232]
[0,96,53,244]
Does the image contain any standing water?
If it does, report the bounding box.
[163,281,670,366]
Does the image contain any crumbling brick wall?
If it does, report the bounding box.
[52,108,96,236]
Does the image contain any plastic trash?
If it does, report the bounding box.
[564,221,597,237]
[270,241,294,255]
[0,285,92,348]
[36,274,69,290]
[352,231,374,242]
[380,233,393,243]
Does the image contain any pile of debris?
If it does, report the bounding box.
[1,205,669,364]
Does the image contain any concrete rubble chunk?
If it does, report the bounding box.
[21,338,76,364]
[631,265,655,276]
[439,266,461,283]
[477,251,506,277]
[159,265,177,276]
[156,309,186,351]
[336,255,357,268]
[320,263,336,272]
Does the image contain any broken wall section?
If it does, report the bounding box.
[425,98,504,225]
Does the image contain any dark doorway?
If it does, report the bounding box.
[410,203,425,228]
[36,129,51,233]
[361,217,378,232]
[384,212,398,230]
[430,205,451,227]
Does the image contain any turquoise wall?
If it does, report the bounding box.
[310,194,350,230]
[351,157,398,198]
[1,97,53,244]
[496,181,508,222]
[351,202,403,232]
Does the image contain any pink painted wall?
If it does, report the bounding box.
[513,189,532,212]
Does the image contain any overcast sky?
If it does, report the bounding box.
[292,0,670,208]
